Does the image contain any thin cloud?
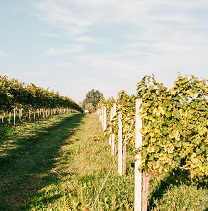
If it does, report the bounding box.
[46,45,85,56]
[32,0,208,101]
[35,0,207,27]
[72,36,97,43]
[35,0,94,37]
[55,62,71,67]
[0,50,11,58]
[41,62,72,69]
[41,31,60,37]
[79,54,144,79]
[34,1,208,46]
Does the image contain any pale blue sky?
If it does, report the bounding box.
[0,0,208,102]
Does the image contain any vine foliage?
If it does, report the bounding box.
[0,75,83,112]
[137,74,208,177]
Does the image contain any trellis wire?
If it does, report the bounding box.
[91,157,117,210]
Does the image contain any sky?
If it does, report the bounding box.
[0,0,208,103]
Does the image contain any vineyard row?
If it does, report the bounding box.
[0,75,83,126]
[98,74,208,211]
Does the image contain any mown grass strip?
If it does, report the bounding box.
[0,113,84,211]
[0,112,207,210]
[24,112,134,211]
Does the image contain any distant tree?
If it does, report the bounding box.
[83,89,104,110]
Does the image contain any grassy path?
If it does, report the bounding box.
[24,113,134,211]
[1,112,207,210]
[0,113,84,210]
[0,113,134,211]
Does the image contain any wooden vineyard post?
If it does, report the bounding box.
[109,107,113,146]
[13,108,16,126]
[111,133,116,156]
[103,106,107,131]
[29,110,31,121]
[34,110,36,122]
[122,133,126,175]
[118,112,123,176]
[8,112,12,124]
[99,108,103,125]
[3,112,6,124]
[111,103,116,156]
[19,108,23,122]
[134,99,142,211]
[142,172,150,211]
[109,103,116,156]
[1,112,5,124]
[97,106,105,131]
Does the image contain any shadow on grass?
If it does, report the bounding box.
[148,168,208,211]
[0,113,84,211]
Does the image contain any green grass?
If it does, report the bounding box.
[23,113,135,211]
[0,112,207,210]
[0,113,84,210]
[149,169,208,211]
